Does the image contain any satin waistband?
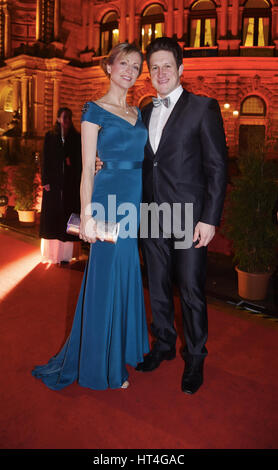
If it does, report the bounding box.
[102,160,142,170]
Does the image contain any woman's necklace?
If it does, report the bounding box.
[100,99,131,115]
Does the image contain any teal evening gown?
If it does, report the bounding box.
[32,102,150,390]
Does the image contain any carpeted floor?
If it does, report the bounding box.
[0,229,278,449]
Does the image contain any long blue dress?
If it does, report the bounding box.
[32,102,149,390]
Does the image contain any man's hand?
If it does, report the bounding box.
[95,156,103,174]
[193,221,215,248]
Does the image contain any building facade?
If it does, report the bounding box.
[0,0,277,159]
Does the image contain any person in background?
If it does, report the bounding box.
[39,107,82,265]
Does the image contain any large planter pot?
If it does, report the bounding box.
[235,266,272,301]
[17,210,36,226]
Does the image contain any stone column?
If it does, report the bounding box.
[12,78,20,113]
[81,0,88,50]
[120,0,127,43]
[177,0,184,39]
[52,77,60,125]
[3,2,11,58]
[231,0,239,37]
[92,22,100,54]
[128,0,135,44]
[238,5,244,40]
[54,0,60,41]
[134,15,141,47]
[88,0,94,51]
[219,0,228,38]
[183,8,189,45]
[272,6,278,46]
[28,76,34,134]
[36,0,42,41]
[33,71,45,136]
[167,0,174,38]
[21,76,29,135]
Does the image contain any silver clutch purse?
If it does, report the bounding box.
[66,213,120,244]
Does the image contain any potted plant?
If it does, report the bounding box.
[12,145,40,226]
[223,150,278,300]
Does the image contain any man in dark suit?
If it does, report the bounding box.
[136,37,227,394]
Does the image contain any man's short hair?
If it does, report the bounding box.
[146,37,183,70]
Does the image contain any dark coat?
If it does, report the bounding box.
[142,89,228,230]
[39,127,82,241]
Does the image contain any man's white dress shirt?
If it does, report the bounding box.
[149,85,183,154]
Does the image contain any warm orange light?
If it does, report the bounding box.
[40,238,53,269]
[0,250,41,300]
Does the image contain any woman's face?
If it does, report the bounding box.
[58,111,72,131]
[107,52,142,90]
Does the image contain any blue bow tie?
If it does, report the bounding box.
[152,97,171,108]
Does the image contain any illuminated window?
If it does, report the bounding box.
[189,0,216,48]
[241,96,266,116]
[242,0,271,46]
[0,86,13,112]
[141,5,164,52]
[100,12,119,56]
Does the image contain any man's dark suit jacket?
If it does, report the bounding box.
[141,89,228,229]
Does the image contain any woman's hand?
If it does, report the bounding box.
[95,156,103,175]
[43,184,50,191]
[79,215,98,244]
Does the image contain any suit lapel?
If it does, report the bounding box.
[155,89,189,156]
[143,103,155,157]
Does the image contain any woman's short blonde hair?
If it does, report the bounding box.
[101,43,144,77]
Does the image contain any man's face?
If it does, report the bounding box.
[149,50,183,98]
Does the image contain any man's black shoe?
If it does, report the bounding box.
[135,347,176,372]
[181,356,204,394]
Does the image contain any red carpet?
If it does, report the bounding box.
[0,229,278,449]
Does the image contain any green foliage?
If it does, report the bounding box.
[223,152,278,273]
[0,165,8,196]
[12,146,40,211]
[0,144,9,196]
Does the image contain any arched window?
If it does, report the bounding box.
[0,85,14,135]
[239,95,266,155]
[100,11,119,56]
[189,0,216,48]
[240,95,266,116]
[141,4,164,52]
[242,0,271,46]
[0,86,13,112]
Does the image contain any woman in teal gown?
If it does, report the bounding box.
[32,43,149,391]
